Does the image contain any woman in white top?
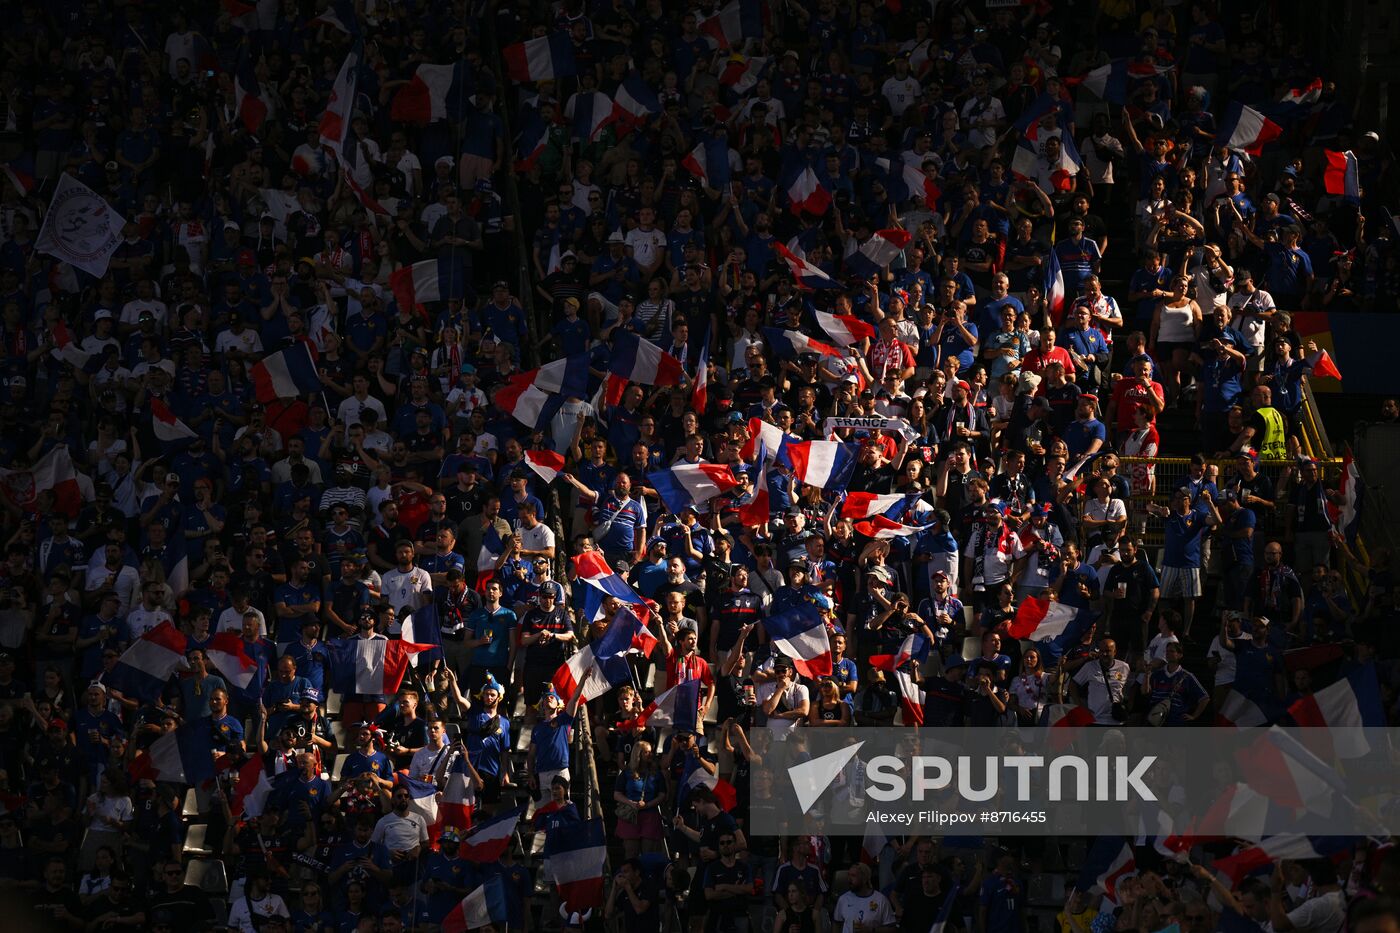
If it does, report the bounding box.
[1207,612,1244,706]
[728,304,765,371]
[80,772,133,871]
[1010,649,1049,726]
[1082,476,1128,544]
[1189,243,1234,311]
[1149,272,1202,406]
[1135,174,1170,249]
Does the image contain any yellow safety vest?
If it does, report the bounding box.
[1256,407,1287,460]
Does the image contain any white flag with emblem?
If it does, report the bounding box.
[36,174,127,278]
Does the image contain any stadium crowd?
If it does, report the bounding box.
[0,0,1396,932]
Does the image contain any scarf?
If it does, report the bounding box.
[1257,564,1296,609]
[941,401,975,440]
[970,520,1016,590]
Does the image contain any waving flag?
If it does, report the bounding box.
[389,258,447,311]
[552,643,630,704]
[545,818,607,911]
[440,757,478,833]
[1216,103,1282,156]
[610,332,684,389]
[1233,729,1348,812]
[740,417,786,461]
[869,633,929,672]
[681,759,738,810]
[234,55,269,133]
[514,111,549,172]
[888,159,942,209]
[400,776,442,841]
[715,53,769,94]
[762,327,842,360]
[102,621,188,702]
[1045,703,1096,751]
[1212,836,1353,886]
[1287,663,1385,757]
[1079,61,1129,104]
[841,492,906,519]
[1044,246,1067,317]
[572,552,642,603]
[1012,92,1062,134]
[814,310,876,345]
[475,525,506,593]
[150,397,198,442]
[251,344,322,403]
[624,680,701,732]
[764,603,833,677]
[334,639,435,695]
[1266,78,1323,123]
[927,886,960,933]
[681,137,731,190]
[36,173,126,279]
[1078,838,1136,903]
[1009,596,1079,641]
[1308,348,1343,381]
[317,44,361,161]
[131,720,215,787]
[893,667,925,726]
[781,440,856,490]
[774,243,838,289]
[0,445,88,518]
[231,756,287,819]
[495,354,591,429]
[1323,150,1360,202]
[853,515,922,539]
[1327,451,1364,544]
[456,804,521,863]
[504,34,577,82]
[846,228,912,278]
[786,166,832,216]
[391,63,467,124]
[697,0,765,48]
[647,462,739,515]
[206,632,259,691]
[1215,688,1272,727]
[692,337,710,413]
[569,91,614,142]
[401,602,443,670]
[523,449,565,484]
[738,439,773,527]
[443,873,510,933]
[612,74,661,133]
[1,155,35,195]
[49,319,93,371]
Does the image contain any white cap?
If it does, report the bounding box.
[92,308,113,321]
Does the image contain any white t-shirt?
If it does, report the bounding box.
[1206,635,1236,685]
[226,892,290,933]
[881,76,921,117]
[371,809,429,853]
[1073,659,1130,724]
[834,889,896,933]
[624,226,668,270]
[126,607,173,639]
[215,326,263,358]
[1146,632,1180,667]
[381,566,433,616]
[519,522,556,555]
[1285,890,1346,933]
[217,605,266,636]
[120,298,167,327]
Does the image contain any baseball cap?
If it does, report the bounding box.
[1236,447,1259,462]
[435,155,454,168]
[92,308,114,321]
[607,230,625,243]
[164,472,181,484]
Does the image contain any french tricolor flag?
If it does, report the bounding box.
[391,63,467,125]
[869,633,928,672]
[310,0,357,33]
[475,525,505,593]
[893,667,924,726]
[551,641,630,705]
[316,43,360,161]
[572,552,641,604]
[401,776,442,842]
[692,339,710,414]
[1323,150,1361,203]
[681,137,731,189]
[814,310,875,345]
[1213,836,1352,886]
[1279,78,1323,107]
[205,631,260,692]
[523,449,565,484]
[103,621,189,702]
[2,155,35,196]
[1079,60,1129,104]
[841,492,907,520]
[1215,688,1271,727]
[681,759,739,811]
[853,515,921,539]
[611,332,684,389]
[611,74,661,134]
[1044,246,1067,318]
[0,446,88,519]
[845,227,912,278]
[389,258,445,312]
[504,33,577,83]
[738,440,772,528]
[1234,730,1346,812]
[780,440,856,490]
[891,159,942,209]
[459,805,523,863]
[774,243,838,289]
[1287,663,1384,757]
[1327,451,1363,544]
[544,818,608,911]
[697,0,764,49]
[150,397,198,443]
[1077,838,1136,903]
[335,638,435,695]
[622,679,700,732]
[251,344,322,403]
[50,319,93,371]
[647,462,740,515]
[762,327,842,361]
[740,417,786,461]
[786,166,832,216]
[234,55,268,133]
[231,755,282,819]
[570,90,614,142]
[439,757,478,835]
[514,111,549,172]
[715,53,768,94]
[443,874,510,933]
[1216,103,1283,156]
[1044,703,1096,751]
[764,603,833,678]
[495,354,591,429]
[1008,596,1079,641]
[1159,783,1272,854]
[131,721,215,787]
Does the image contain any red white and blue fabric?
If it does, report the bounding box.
[475,525,505,593]
[610,332,684,388]
[1044,245,1067,318]
[814,310,876,345]
[1159,783,1275,854]
[697,0,765,48]
[1215,688,1271,727]
[623,679,701,732]
[0,445,87,518]
[1266,78,1323,123]
[1307,348,1343,381]
[252,344,322,403]
[569,91,614,142]
[132,721,215,786]
[231,756,281,818]
[691,338,710,414]
[888,159,942,209]
[764,603,833,678]
[1079,60,1130,105]
[544,818,608,911]
[893,667,924,726]
[1,155,35,195]
[647,462,740,515]
[391,63,468,124]
[103,621,188,702]
[845,228,912,278]
[853,515,921,539]
[439,757,479,835]
[1323,150,1361,203]
[1234,729,1348,812]
[786,166,832,216]
[1287,663,1385,757]
[459,805,523,863]
[504,33,577,83]
[841,492,906,520]
[234,55,268,133]
[762,327,842,360]
[1212,836,1352,886]
[681,137,731,189]
[1008,595,1078,641]
[1044,703,1095,751]
[715,53,768,94]
[206,631,260,691]
[1326,452,1364,543]
[869,633,929,672]
[551,610,639,704]
[400,776,442,842]
[681,758,738,811]
[514,111,549,172]
[317,43,361,161]
[334,638,435,695]
[572,552,644,606]
[1216,103,1283,156]
[389,258,448,312]
[774,243,838,289]
[739,417,786,461]
[495,354,591,429]
[443,873,510,933]
[1077,838,1137,903]
[150,396,198,442]
[49,319,93,371]
[1011,92,1062,134]
[523,449,566,484]
[738,440,773,528]
[780,440,856,490]
[611,74,661,134]
[310,0,356,33]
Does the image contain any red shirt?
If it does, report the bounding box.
[1021,345,1075,376]
[665,649,714,691]
[1110,377,1165,431]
